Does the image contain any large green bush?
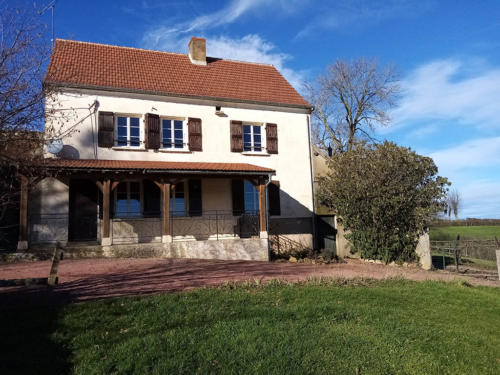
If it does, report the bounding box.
[318,142,449,262]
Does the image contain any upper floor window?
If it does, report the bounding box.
[162,119,185,149]
[116,116,141,147]
[243,124,263,152]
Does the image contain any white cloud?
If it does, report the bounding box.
[208,35,305,90]
[296,0,433,39]
[141,1,306,90]
[143,0,280,49]
[429,137,500,173]
[459,180,500,219]
[427,137,500,218]
[390,59,500,132]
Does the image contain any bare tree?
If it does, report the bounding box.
[306,58,400,154]
[0,2,68,247]
[447,188,461,220]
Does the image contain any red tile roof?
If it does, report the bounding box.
[41,159,274,173]
[44,39,311,109]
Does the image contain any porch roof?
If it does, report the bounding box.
[40,159,274,175]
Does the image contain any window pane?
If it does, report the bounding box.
[174,120,183,130]
[129,137,140,147]
[130,117,140,127]
[117,126,127,137]
[117,138,127,147]
[243,125,251,134]
[116,183,128,215]
[244,181,258,213]
[128,198,141,217]
[116,199,128,215]
[253,126,261,151]
[117,117,127,127]
[130,126,139,137]
[243,133,252,151]
[171,183,185,216]
[253,135,261,152]
[162,119,172,148]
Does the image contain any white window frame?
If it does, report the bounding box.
[114,181,143,218]
[114,114,143,149]
[242,122,266,154]
[160,117,188,151]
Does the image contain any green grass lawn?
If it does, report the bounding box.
[430,225,500,241]
[1,279,500,374]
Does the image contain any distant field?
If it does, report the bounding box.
[429,225,500,241]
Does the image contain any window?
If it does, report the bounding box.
[162,119,185,149]
[171,182,186,216]
[115,181,141,217]
[244,181,259,213]
[243,124,263,152]
[116,116,141,147]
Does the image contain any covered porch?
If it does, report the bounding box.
[18,159,274,261]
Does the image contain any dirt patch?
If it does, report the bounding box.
[0,258,498,306]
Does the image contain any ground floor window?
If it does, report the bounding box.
[171,182,186,216]
[110,179,200,218]
[244,180,259,213]
[115,181,141,217]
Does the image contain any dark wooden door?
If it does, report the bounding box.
[69,179,97,241]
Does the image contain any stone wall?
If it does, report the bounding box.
[33,238,269,261]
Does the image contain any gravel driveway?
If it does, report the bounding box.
[0,258,497,307]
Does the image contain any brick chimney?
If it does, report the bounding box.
[188,37,207,66]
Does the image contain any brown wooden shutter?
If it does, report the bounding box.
[230,120,243,152]
[188,117,202,151]
[145,113,160,149]
[231,179,244,216]
[98,111,114,147]
[266,123,278,154]
[188,179,202,216]
[268,180,281,216]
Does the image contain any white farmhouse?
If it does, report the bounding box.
[19,37,315,260]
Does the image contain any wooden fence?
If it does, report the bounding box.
[430,239,498,261]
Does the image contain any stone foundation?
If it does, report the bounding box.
[31,238,269,261]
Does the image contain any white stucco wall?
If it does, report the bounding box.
[45,89,314,219]
[29,177,69,244]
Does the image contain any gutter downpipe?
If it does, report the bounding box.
[306,112,317,250]
[265,172,273,261]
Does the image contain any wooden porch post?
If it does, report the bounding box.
[162,183,171,243]
[154,181,172,243]
[17,174,29,251]
[96,179,112,246]
[258,178,268,239]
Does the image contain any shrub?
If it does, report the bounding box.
[318,141,449,263]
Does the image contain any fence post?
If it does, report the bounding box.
[495,237,500,281]
[216,210,219,241]
[454,234,460,272]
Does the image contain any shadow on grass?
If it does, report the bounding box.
[0,293,72,375]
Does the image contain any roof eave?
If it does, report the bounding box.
[43,80,314,112]
[41,166,274,175]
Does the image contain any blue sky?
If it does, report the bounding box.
[36,0,500,218]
